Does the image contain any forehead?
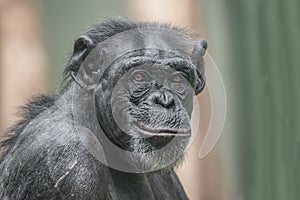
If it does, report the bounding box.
[129,64,177,77]
[97,27,194,65]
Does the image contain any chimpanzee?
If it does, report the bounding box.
[0,18,207,200]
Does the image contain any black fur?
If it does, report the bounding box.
[0,18,206,200]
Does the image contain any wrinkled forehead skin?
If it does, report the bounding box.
[100,27,194,61]
[82,27,198,88]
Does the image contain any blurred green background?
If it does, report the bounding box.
[223,0,300,199]
[207,0,300,199]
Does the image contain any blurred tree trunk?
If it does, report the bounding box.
[0,0,47,135]
[224,0,300,199]
[126,1,228,199]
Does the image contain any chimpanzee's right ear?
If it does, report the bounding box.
[69,35,95,72]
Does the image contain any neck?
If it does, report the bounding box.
[108,168,156,200]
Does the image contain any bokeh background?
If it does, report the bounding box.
[0,0,299,199]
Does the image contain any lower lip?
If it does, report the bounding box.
[134,123,191,138]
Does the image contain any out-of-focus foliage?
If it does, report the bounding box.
[205,0,300,199]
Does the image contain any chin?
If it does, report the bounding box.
[128,132,191,172]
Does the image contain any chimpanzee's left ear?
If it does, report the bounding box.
[69,35,95,72]
[191,39,207,95]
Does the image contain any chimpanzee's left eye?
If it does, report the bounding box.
[171,74,183,83]
[169,72,188,95]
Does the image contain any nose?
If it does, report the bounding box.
[149,90,175,109]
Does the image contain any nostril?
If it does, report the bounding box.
[164,98,175,109]
[154,97,160,105]
[152,92,175,109]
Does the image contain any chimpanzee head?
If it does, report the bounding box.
[68,19,207,171]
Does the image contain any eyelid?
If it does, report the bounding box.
[176,71,195,88]
[179,71,189,79]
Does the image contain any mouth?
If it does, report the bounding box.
[134,122,191,138]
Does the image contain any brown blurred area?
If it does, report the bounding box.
[0,0,47,134]
[0,0,229,199]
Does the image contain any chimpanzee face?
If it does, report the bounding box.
[111,64,194,149]
[95,60,195,169]
[89,28,206,170]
